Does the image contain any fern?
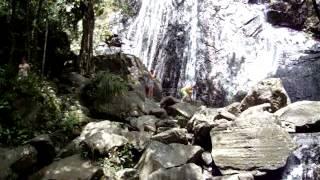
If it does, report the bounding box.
[95,71,128,100]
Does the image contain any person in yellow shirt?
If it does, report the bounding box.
[180,85,194,102]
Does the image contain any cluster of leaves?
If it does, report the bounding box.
[0,66,80,145]
[100,144,137,174]
[94,71,128,101]
[105,0,135,17]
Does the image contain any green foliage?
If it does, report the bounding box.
[99,143,137,175]
[94,71,128,101]
[105,0,135,16]
[0,66,81,145]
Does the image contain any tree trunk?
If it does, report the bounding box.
[8,0,16,64]
[42,19,48,77]
[312,0,320,22]
[79,0,95,75]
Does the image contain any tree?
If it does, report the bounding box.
[78,0,94,75]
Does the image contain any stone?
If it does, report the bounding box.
[201,151,213,166]
[78,120,151,152]
[27,134,56,165]
[149,108,168,119]
[211,105,296,175]
[147,163,204,180]
[136,141,203,179]
[156,119,179,129]
[167,102,199,119]
[151,128,188,144]
[115,168,139,180]
[29,154,103,180]
[187,106,220,149]
[275,101,320,132]
[240,78,291,112]
[81,132,128,157]
[130,115,160,133]
[160,96,180,110]
[0,145,38,179]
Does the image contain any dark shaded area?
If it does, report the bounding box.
[275,44,320,102]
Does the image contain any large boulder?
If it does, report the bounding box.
[151,128,188,145]
[0,145,38,179]
[136,141,203,180]
[82,53,162,119]
[75,120,151,155]
[167,102,199,119]
[29,154,103,180]
[275,101,320,132]
[129,115,160,133]
[211,105,296,175]
[148,163,205,180]
[240,78,291,112]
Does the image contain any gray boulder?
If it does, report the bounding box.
[81,132,128,156]
[151,128,188,144]
[240,78,291,112]
[167,102,199,119]
[275,101,320,132]
[211,105,296,175]
[136,141,203,180]
[130,115,160,133]
[29,154,103,180]
[148,163,204,180]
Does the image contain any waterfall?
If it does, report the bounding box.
[109,0,320,105]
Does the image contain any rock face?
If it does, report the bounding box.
[106,0,320,105]
[0,145,38,179]
[136,141,202,180]
[275,101,320,132]
[266,0,320,34]
[240,78,291,112]
[148,163,204,180]
[29,154,103,180]
[211,106,296,175]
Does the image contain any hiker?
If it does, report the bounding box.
[18,56,30,77]
[180,85,194,102]
[145,69,156,98]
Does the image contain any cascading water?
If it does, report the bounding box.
[111,0,320,105]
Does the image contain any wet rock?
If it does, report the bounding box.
[167,102,199,118]
[147,163,204,180]
[0,145,38,179]
[275,101,320,132]
[29,154,103,180]
[240,78,291,112]
[151,128,188,144]
[211,105,296,175]
[136,141,203,179]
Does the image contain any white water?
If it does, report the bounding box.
[118,0,319,101]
